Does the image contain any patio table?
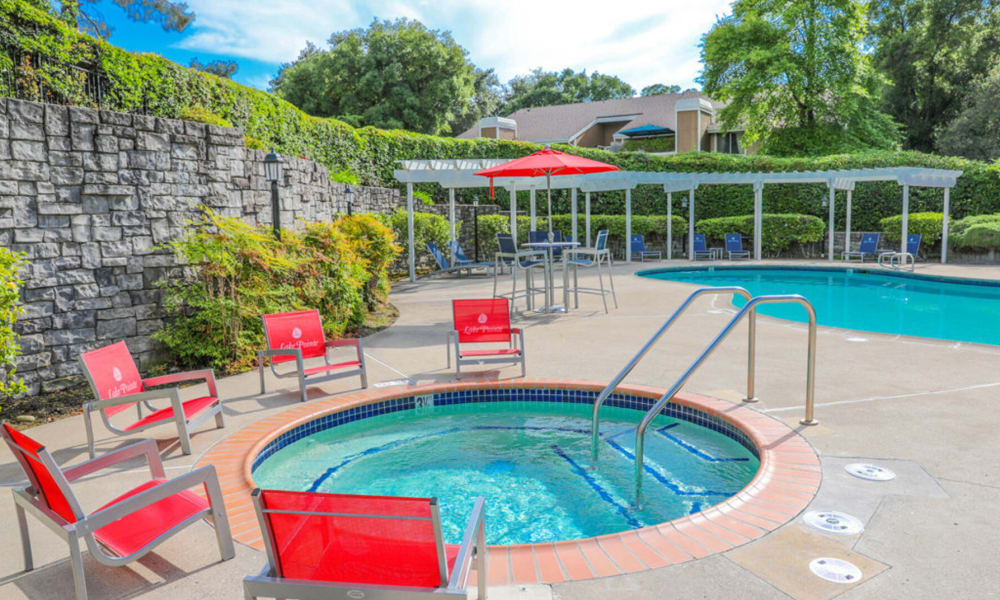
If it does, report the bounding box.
[524,240,580,313]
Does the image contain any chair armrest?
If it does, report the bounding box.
[325,338,360,348]
[447,496,486,591]
[83,465,220,531]
[87,389,180,412]
[144,369,217,398]
[510,328,522,335]
[63,438,165,482]
[258,348,303,362]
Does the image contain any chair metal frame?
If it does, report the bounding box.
[629,233,662,262]
[78,342,225,458]
[843,232,881,262]
[244,490,487,600]
[565,229,618,313]
[725,233,751,260]
[259,310,368,403]
[491,233,547,311]
[1,428,235,600]
[447,298,526,378]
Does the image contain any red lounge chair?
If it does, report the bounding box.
[259,309,368,402]
[78,341,225,458]
[447,298,526,377]
[244,489,487,600]
[1,424,234,600]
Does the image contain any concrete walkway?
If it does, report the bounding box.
[2,259,999,599]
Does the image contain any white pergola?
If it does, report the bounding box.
[394,160,963,282]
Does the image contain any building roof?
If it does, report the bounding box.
[457,92,724,143]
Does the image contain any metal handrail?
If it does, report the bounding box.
[632,294,818,504]
[879,251,915,271]
[590,286,756,464]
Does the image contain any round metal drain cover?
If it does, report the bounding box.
[810,557,862,583]
[804,510,864,535]
[845,463,896,481]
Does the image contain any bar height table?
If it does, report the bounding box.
[524,240,580,313]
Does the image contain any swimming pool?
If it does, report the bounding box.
[251,387,759,545]
[639,266,1000,346]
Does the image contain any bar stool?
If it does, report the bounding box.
[493,233,547,311]
[565,229,617,313]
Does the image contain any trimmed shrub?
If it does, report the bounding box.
[379,210,454,265]
[951,214,1000,249]
[155,211,368,373]
[879,212,944,243]
[0,247,27,405]
[695,214,825,254]
[332,214,400,309]
[178,105,232,127]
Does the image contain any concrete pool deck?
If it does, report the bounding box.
[2,259,999,599]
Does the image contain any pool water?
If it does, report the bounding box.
[641,266,1000,346]
[252,402,759,545]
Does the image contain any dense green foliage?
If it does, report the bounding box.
[879,212,944,242]
[475,214,688,258]
[950,213,1000,249]
[155,212,396,373]
[695,214,825,254]
[271,19,477,135]
[378,210,454,266]
[621,137,676,153]
[0,247,27,406]
[178,104,232,127]
[868,0,1000,153]
[640,84,682,96]
[700,0,900,155]
[936,62,1000,161]
[503,68,635,114]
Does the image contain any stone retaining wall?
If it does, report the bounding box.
[1,98,401,394]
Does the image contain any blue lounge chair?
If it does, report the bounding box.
[725,233,750,260]
[449,240,496,274]
[878,233,922,270]
[692,233,716,260]
[426,241,486,277]
[843,233,880,262]
[630,233,662,262]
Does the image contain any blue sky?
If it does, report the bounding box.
[98,0,732,93]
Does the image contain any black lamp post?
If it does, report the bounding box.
[264,149,283,240]
[345,184,354,216]
[472,195,480,262]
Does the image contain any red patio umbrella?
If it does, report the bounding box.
[475,146,619,234]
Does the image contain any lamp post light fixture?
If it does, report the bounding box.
[345,185,354,216]
[472,195,480,262]
[264,149,283,240]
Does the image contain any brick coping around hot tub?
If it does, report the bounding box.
[194,379,820,585]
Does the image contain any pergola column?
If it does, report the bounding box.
[666,192,672,260]
[571,187,578,242]
[942,187,951,264]
[753,181,763,260]
[900,183,910,255]
[845,189,852,255]
[688,187,695,261]
[625,188,632,262]
[827,184,836,262]
[448,188,456,243]
[406,182,415,282]
[509,183,518,243]
[585,191,592,247]
[529,187,537,231]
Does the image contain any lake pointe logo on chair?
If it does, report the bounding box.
[112,366,122,382]
[291,327,302,340]
[477,313,488,324]
[463,312,504,336]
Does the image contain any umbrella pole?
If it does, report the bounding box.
[546,172,553,236]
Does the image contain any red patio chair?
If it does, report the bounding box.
[78,341,225,458]
[1,424,234,600]
[244,489,487,600]
[259,309,368,402]
[447,298,526,377]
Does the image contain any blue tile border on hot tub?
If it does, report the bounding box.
[250,387,759,473]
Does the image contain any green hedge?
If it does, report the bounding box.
[695,214,825,254]
[621,137,676,153]
[378,210,454,265]
[951,214,1000,249]
[4,0,1000,232]
[879,212,944,243]
[475,214,687,258]
[0,246,27,405]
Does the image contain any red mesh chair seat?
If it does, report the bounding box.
[459,348,521,358]
[122,395,219,431]
[93,479,210,557]
[303,360,362,377]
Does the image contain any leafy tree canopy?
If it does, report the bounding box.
[936,62,1000,161]
[700,0,900,155]
[867,0,1000,153]
[503,68,635,113]
[271,19,477,136]
[189,57,237,79]
[51,0,193,39]
[640,83,682,96]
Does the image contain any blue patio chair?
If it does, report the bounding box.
[493,233,546,310]
[725,233,750,260]
[843,233,880,262]
[566,229,617,313]
[426,241,452,272]
[692,233,716,261]
[630,233,662,262]
[529,230,566,260]
[449,240,496,275]
[878,233,922,268]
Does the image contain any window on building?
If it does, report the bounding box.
[717,132,741,154]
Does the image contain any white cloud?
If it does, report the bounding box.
[176,0,731,90]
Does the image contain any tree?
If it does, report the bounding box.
[54,0,193,39]
[936,63,1000,160]
[867,0,1000,153]
[503,68,635,113]
[189,57,237,79]
[448,68,504,134]
[700,0,900,155]
[271,19,477,136]
[641,83,682,96]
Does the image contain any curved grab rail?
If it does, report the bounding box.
[879,251,915,271]
[590,286,755,464]
[633,294,817,504]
